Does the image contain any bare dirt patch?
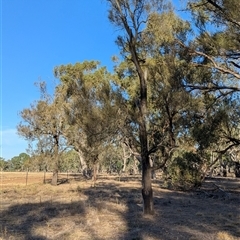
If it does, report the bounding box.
[0,172,239,240]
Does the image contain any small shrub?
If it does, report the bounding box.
[166,152,203,190]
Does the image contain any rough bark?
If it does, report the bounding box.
[51,169,58,186]
[51,135,59,186]
[122,144,127,172]
[136,49,153,215]
[139,115,153,214]
[92,163,97,187]
[142,154,154,214]
[77,150,89,178]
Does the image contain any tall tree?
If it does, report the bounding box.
[54,61,123,182]
[106,0,193,214]
[107,0,155,214]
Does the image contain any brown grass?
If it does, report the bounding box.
[0,172,239,240]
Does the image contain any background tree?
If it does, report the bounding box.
[186,0,240,83]
[54,61,124,183]
[5,153,30,171]
[175,0,240,172]
[17,85,67,185]
[0,157,8,171]
[59,149,80,173]
[18,152,31,171]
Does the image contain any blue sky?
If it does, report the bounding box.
[1,0,120,160]
[1,0,187,160]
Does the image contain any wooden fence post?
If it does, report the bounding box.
[26,168,29,186]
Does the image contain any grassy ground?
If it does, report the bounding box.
[0,172,239,240]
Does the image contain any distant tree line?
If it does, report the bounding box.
[1,147,140,175]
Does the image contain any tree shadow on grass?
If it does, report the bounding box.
[1,178,239,240]
[0,200,105,240]
[83,179,240,240]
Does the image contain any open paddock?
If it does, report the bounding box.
[0,172,94,188]
[0,172,239,240]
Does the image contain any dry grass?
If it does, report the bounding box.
[0,172,239,240]
[217,231,238,240]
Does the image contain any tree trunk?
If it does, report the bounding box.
[139,75,153,214]
[108,0,153,215]
[235,162,240,178]
[142,154,153,214]
[122,143,127,172]
[51,135,59,186]
[131,34,153,214]
[25,168,29,186]
[51,169,58,186]
[222,165,227,177]
[77,150,89,178]
[92,163,97,187]
[133,157,139,175]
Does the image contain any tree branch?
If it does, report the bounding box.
[193,50,240,79]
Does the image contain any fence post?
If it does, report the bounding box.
[43,170,46,184]
[26,168,29,186]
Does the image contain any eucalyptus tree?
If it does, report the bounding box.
[185,0,240,84]
[18,153,31,170]
[8,153,32,171]
[9,154,28,171]
[17,86,67,185]
[106,0,199,214]
[0,157,8,171]
[178,0,240,158]
[54,61,124,182]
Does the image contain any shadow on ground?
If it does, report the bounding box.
[1,177,239,240]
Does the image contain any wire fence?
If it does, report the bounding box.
[0,171,86,188]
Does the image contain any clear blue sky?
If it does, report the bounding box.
[1,0,120,160]
[1,0,186,160]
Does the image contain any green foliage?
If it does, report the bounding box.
[59,150,79,172]
[11,156,22,171]
[55,61,124,167]
[188,0,240,81]
[5,153,31,171]
[167,152,204,190]
[19,153,31,170]
[192,108,228,150]
[0,157,8,171]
